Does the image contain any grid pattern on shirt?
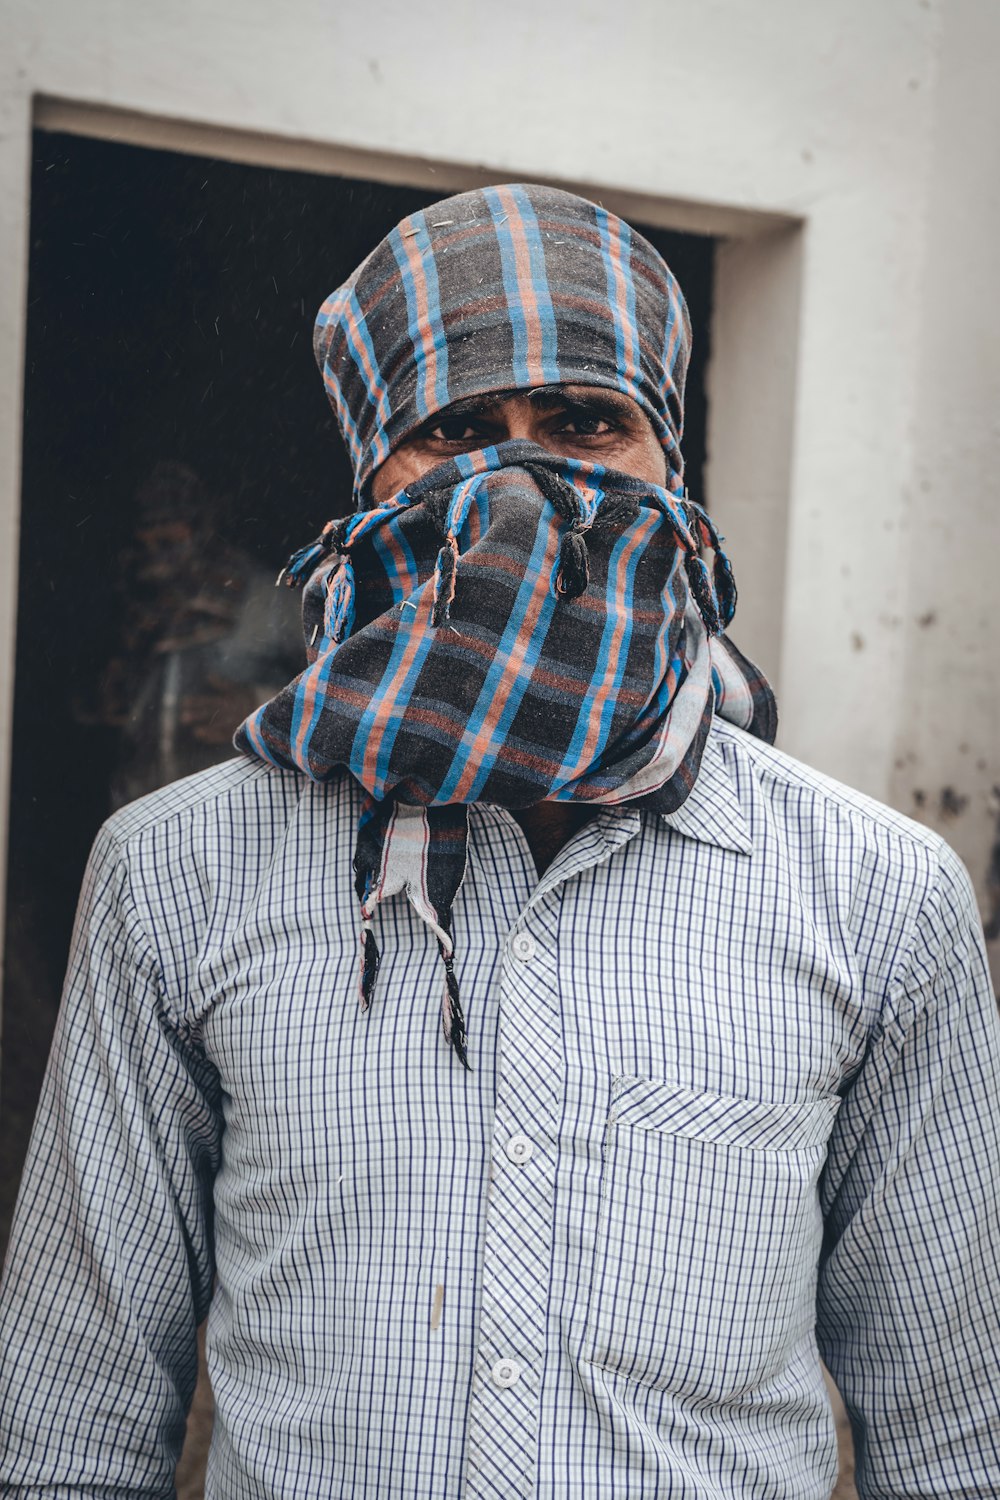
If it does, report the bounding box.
[2,722,999,1498]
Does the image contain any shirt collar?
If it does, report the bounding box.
[479,725,753,912]
[656,726,754,856]
[533,726,754,908]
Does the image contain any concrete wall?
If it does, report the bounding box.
[1,0,997,968]
[887,0,1000,968]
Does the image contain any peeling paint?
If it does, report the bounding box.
[984,790,1000,946]
[939,786,968,819]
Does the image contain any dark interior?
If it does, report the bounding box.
[0,128,715,1244]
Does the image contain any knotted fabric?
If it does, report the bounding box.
[236,442,776,1064]
[236,182,777,1064]
[312,182,692,500]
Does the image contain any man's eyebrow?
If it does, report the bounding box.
[408,396,503,434]
[526,386,638,417]
[411,385,640,435]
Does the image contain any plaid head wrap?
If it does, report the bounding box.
[236,185,776,1065]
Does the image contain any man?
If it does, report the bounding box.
[1,184,998,1498]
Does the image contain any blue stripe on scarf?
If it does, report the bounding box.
[630,552,689,739]
[241,705,285,767]
[555,509,665,783]
[652,549,683,688]
[389,218,450,419]
[346,288,393,468]
[290,648,341,776]
[510,185,560,382]
[456,445,500,477]
[435,507,560,803]
[484,187,560,387]
[347,597,439,793]
[323,366,364,471]
[595,207,638,390]
[370,521,420,603]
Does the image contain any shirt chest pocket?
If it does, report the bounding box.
[584,1076,840,1404]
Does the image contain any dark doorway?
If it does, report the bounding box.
[1,128,716,1245]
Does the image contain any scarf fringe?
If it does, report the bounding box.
[556,528,590,598]
[440,946,470,1069]
[280,518,344,588]
[432,537,460,625]
[359,920,381,1010]
[324,555,357,644]
[711,548,737,629]
[356,916,470,1068]
[276,464,735,641]
[684,553,722,635]
[685,503,737,631]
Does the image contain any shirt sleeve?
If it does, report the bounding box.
[0,823,223,1497]
[817,840,1000,1498]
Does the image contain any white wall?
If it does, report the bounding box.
[1,0,997,965]
[888,0,1000,974]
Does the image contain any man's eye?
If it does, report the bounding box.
[426,418,487,442]
[557,414,615,436]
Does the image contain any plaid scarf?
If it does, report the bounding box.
[235,185,777,1065]
[314,181,691,500]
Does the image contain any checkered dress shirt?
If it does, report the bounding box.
[2,722,999,1497]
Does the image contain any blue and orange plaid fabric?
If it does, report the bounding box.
[236,186,776,1063]
[312,183,691,500]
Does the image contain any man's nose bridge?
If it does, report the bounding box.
[500,403,544,445]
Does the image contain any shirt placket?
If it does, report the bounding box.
[465,815,639,1500]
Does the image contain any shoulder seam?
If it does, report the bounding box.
[879,842,951,1042]
[92,823,198,1043]
[713,721,946,859]
[106,760,302,851]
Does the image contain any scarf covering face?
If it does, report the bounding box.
[235,185,777,1065]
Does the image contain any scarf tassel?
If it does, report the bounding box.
[693,512,737,631]
[677,499,739,636]
[685,552,723,635]
[439,946,470,1069]
[431,536,460,626]
[711,547,737,629]
[325,555,357,644]
[357,918,470,1069]
[280,519,342,587]
[358,920,381,1011]
[556,527,590,599]
[526,465,593,602]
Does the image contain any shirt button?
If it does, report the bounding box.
[511,932,537,962]
[491,1357,522,1388]
[505,1134,534,1165]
